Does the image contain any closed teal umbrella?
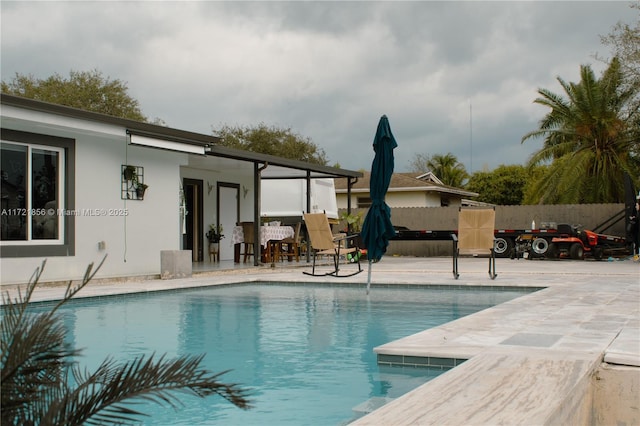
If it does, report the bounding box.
[361,115,397,293]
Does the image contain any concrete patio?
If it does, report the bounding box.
[2,255,639,425]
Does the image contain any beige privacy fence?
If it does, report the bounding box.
[339,204,626,257]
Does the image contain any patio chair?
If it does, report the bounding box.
[278,222,302,262]
[452,207,497,280]
[303,213,362,277]
[240,221,255,263]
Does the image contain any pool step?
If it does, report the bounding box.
[352,396,394,416]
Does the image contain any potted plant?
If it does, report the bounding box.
[340,211,363,234]
[339,211,364,251]
[207,223,224,260]
[206,224,225,243]
[123,165,137,181]
[206,224,224,261]
[136,183,149,199]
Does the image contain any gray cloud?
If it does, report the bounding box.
[1,1,633,173]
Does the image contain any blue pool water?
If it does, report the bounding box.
[38,284,531,425]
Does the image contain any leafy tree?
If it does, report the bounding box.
[465,165,528,205]
[215,123,328,165]
[408,153,430,174]
[600,1,640,92]
[1,70,147,121]
[409,152,468,187]
[1,258,251,425]
[521,58,639,204]
[599,1,640,162]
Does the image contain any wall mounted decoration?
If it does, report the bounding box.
[121,164,147,200]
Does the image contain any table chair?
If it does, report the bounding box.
[240,222,255,263]
[279,222,302,262]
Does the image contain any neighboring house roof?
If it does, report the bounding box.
[1,94,362,180]
[334,171,478,198]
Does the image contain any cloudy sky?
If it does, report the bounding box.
[1,1,634,173]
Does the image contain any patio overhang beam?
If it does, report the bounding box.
[205,145,362,180]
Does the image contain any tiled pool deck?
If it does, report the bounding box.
[2,256,639,424]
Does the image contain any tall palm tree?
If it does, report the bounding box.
[522,57,639,203]
[425,153,469,187]
[1,258,251,425]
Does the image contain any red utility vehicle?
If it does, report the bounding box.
[515,223,629,260]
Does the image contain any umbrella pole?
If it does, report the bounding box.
[366,260,372,294]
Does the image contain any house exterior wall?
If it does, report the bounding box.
[423,192,444,207]
[336,192,364,210]
[0,107,194,284]
[386,191,429,208]
[2,97,363,284]
[337,190,460,209]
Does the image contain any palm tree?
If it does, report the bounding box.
[522,57,639,203]
[1,258,251,425]
[422,153,469,187]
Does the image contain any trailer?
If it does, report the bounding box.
[392,224,631,260]
[392,226,560,258]
[391,175,637,260]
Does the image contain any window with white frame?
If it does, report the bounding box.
[1,129,75,257]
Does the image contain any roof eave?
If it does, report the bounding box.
[1,93,220,148]
[1,93,363,180]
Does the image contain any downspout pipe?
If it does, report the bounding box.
[305,171,312,263]
[347,177,358,233]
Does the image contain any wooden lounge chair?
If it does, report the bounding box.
[452,207,497,279]
[303,213,363,277]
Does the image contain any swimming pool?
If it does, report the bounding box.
[42,284,533,425]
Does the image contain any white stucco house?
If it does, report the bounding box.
[334,171,478,209]
[0,94,361,285]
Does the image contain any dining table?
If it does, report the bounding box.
[232,224,295,263]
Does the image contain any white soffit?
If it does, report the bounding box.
[129,133,205,155]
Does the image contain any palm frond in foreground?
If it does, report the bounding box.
[1,257,251,425]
